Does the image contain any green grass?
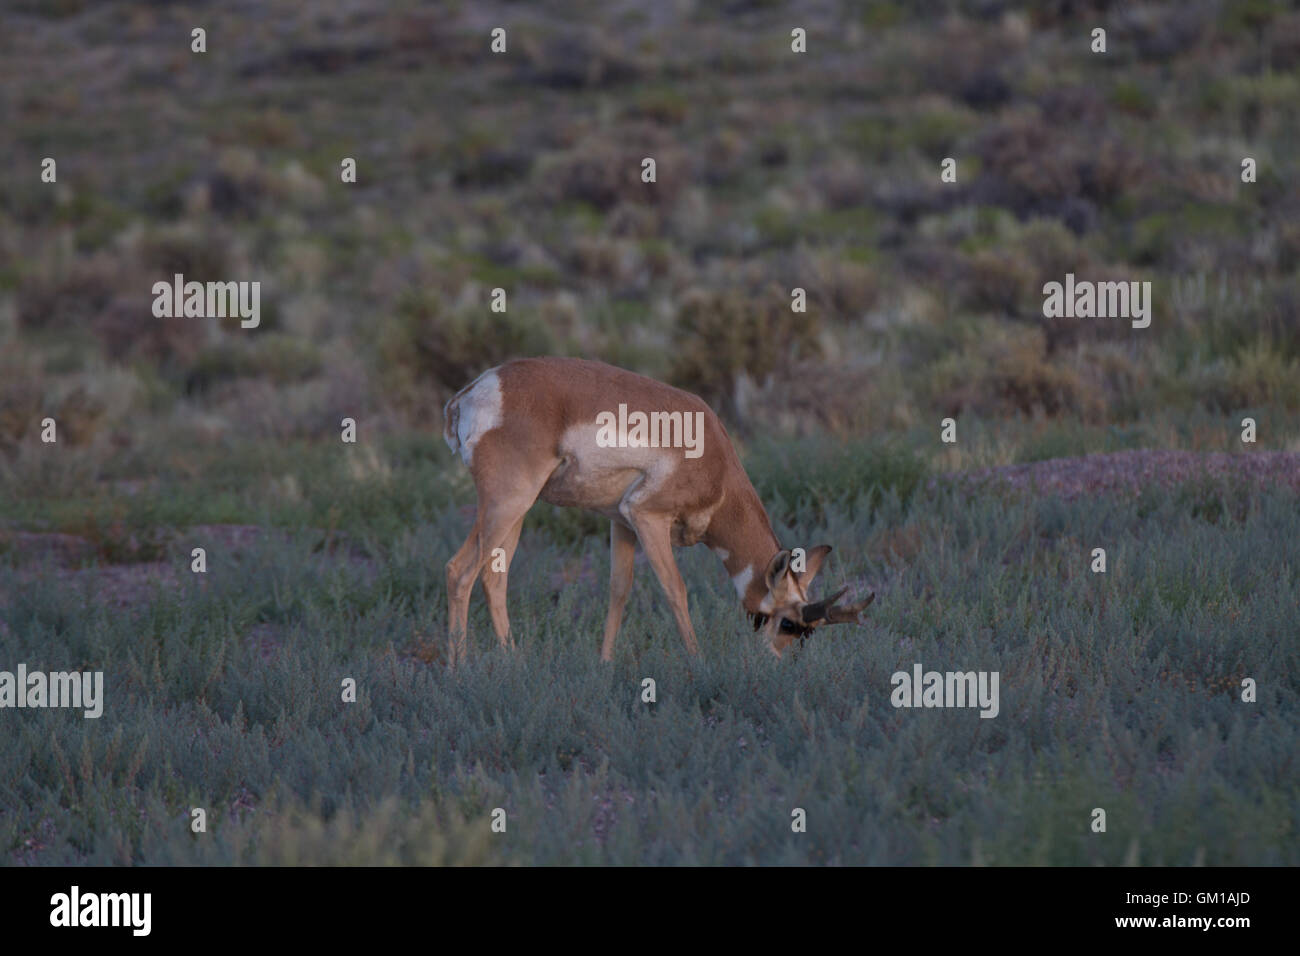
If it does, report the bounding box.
[1,446,1295,865]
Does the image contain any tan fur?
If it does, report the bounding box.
[442,357,869,664]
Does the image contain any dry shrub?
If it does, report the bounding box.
[930,327,1104,422]
[0,351,44,449]
[196,167,266,219]
[514,28,643,90]
[1277,221,1300,275]
[1195,341,1300,412]
[701,127,751,188]
[92,295,202,368]
[544,135,685,212]
[669,285,822,421]
[733,361,881,436]
[61,503,167,564]
[378,291,556,399]
[812,155,870,209]
[1265,12,1300,71]
[635,238,684,282]
[51,386,108,446]
[208,367,370,441]
[1258,278,1300,360]
[1035,265,1145,355]
[134,223,233,279]
[803,256,881,321]
[1071,342,1152,420]
[1119,3,1212,60]
[545,143,632,211]
[1017,217,1094,279]
[184,334,322,395]
[389,13,480,64]
[22,223,238,370]
[569,236,625,280]
[975,114,1077,203]
[606,202,667,240]
[960,249,1036,317]
[0,362,109,449]
[16,253,120,333]
[1035,85,1108,129]
[974,115,1146,219]
[986,334,1104,421]
[625,87,690,126]
[1079,136,1149,203]
[446,128,533,189]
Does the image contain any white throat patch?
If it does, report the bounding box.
[731,564,753,599]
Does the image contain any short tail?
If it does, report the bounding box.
[442,394,461,456]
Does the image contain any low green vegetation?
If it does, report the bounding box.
[2,450,1294,864]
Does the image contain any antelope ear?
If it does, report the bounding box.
[764,549,793,591]
[794,544,833,589]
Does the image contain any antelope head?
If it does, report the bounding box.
[753,545,875,654]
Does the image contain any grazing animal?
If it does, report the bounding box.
[442,357,873,664]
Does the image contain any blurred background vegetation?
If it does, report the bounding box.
[3,0,1299,531]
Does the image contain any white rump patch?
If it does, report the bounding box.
[450,369,503,466]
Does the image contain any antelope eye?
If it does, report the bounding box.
[779,618,799,633]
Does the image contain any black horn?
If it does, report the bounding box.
[801,586,849,624]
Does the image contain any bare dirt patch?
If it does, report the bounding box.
[0,523,372,610]
[937,450,1300,500]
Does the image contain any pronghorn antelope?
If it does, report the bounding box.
[442,357,873,664]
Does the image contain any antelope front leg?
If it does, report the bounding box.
[601,520,638,661]
[626,512,701,657]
